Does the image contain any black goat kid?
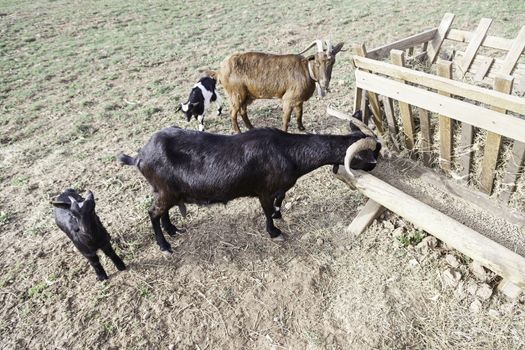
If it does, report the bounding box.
[118,113,380,253]
[51,189,126,281]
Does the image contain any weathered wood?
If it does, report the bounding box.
[380,95,400,152]
[353,86,363,115]
[335,167,525,289]
[458,18,492,77]
[447,28,514,51]
[367,28,437,60]
[353,44,384,134]
[352,55,525,115]
[500,141,525,203]
[479,75,514,194]
[354,70,525,143]
[428,13,455,63]
[393,156,525,227]
[390,50,415,150]
[499,26,525,75]
[474,56,495,81]
[498,279,522,299]
[436,60,453,172]
[463,52,525,81]
[346,199,385,236]
[458,123,474,183]
[418,108,432,166]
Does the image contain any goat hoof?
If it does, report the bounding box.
[271,234,285,242]
[165,226,182,236]
[272,211,282,219]
[97,274,109,281]
[160,244,173,254]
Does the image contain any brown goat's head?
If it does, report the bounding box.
[300,40,344,97]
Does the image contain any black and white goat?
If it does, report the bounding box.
[176,76,223,131]
[117,111,380,253]
[51,189,126,281]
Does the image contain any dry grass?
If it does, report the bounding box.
[1,0,525,349]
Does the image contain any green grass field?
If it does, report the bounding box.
[1,0,525,348]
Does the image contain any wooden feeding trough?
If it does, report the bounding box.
[332,14,525,295]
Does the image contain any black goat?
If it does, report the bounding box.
[117,112,380,253]
[51,189,126,281]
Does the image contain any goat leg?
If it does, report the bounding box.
[259,196,284,240]
[240,105,254,129]
[86,254,109,281]
[101,244,126,271]
[272,191,286,219]
[281,101,293,132]
[149,206,172,253]
[161,211,185,236]
[294,104,305,131]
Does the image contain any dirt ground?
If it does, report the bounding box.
[1,1,525,349]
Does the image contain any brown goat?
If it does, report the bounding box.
[214,40,344,133]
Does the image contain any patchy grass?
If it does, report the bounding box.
[1,0,525,349]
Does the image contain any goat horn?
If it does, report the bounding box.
[326,105,376,138]
[326,40,333,54]
[298,40,325,55]
[344,137,378,177]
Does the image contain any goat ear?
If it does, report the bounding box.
[349,121,361,133]
[83,191,96,212]
[69,196,82,217]
[331,42,344,55]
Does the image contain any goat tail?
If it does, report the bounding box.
[117,153,138,167]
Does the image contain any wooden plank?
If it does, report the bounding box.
[464,52,525,80]
[353,44,384,134]
[335,168,525,289]
[447,28,515,51]
[500,141,525,203]
[418,108,432,166]
[367,28,437,60]
[499,26,525,75]
[498,279,522,299]
[360,89,370,124]
[353,86,363,115]
[346,199,385,236]
[458,123,474,183]
[352,55,525,115]
[354,70,525,143]
[479,75,514,194]
[436,60,453,172]
[390,50,415,150]
[474,56,495,81]
[428,13,455,63]
[458,18,492,77]
[380,95,400,152]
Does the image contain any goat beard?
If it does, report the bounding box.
[316,83,325,97]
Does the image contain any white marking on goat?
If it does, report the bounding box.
[181,103,189,112]
[68,196,84,208]
[195,82,213,112]
[274,206,280,212]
